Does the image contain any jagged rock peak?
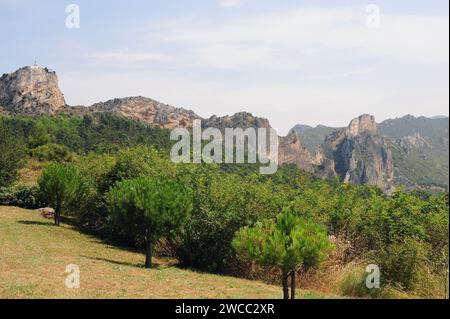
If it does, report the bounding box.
[319,114,394,192]
[347,114,378,137]
[0,65,65,115]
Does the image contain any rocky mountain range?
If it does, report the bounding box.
[292,115,449,192]
[1,65,448,192]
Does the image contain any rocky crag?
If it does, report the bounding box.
[0,66,65,115]
[317,114,394,192]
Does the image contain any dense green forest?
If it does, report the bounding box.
[0,113,448,298]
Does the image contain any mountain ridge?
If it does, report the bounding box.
[1,65,448,192]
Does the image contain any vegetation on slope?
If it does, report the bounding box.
[0,113,449,299]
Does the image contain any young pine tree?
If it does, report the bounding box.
[232,207,332,299]
[107,177,192,268]
[38,163,82,226]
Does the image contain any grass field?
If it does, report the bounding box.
[0,206,335,299]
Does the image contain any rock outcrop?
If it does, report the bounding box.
[278,130,314,172]
[89,96,201,129]
[0,66,65,115]
[398,133,432,154]
[318,114,394,192]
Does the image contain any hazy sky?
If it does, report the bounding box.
[0,0,448,134]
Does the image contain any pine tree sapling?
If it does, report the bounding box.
[107,177,192,268]
[232,208,332,299]
[38,163,82,226]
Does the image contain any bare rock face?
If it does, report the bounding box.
[312,146,337,179]
[278,131,314,172]
[89,96,201,129]
[399,133,432,153]
[203,112,313,172]
[319,114,394,192]
[347,114,378,137]
[0,66,65,115]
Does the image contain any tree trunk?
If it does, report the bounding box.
[282,272,289,300]
[145,239,153,269]
[291,271,296,300]
[55,202,61,226]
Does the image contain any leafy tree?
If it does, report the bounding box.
[38,163,83,226]
[0,125,26,187]
[232,208,332,299]
[107,177,192,268]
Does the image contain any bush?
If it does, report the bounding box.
[338,264,386,298]
[0,184,44,209]
[377,238,432,292]
[31,143,74,162]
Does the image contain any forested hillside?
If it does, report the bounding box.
[379,116,449,191]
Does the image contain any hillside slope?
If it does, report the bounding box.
[379,115,449,191]
[0,206,332,299]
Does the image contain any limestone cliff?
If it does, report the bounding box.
[319,114,394,192]
[0,66,65,115]
[278,131,314,172]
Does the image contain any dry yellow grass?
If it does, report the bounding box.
[0,206,335,299]
[18,159,46,185]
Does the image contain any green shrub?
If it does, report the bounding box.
[377,238,431,291]
[0,125,26,187]
[0,184,44,209]
[339,265,386,298]
[71,153,116,230]
[31,143,74,162]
